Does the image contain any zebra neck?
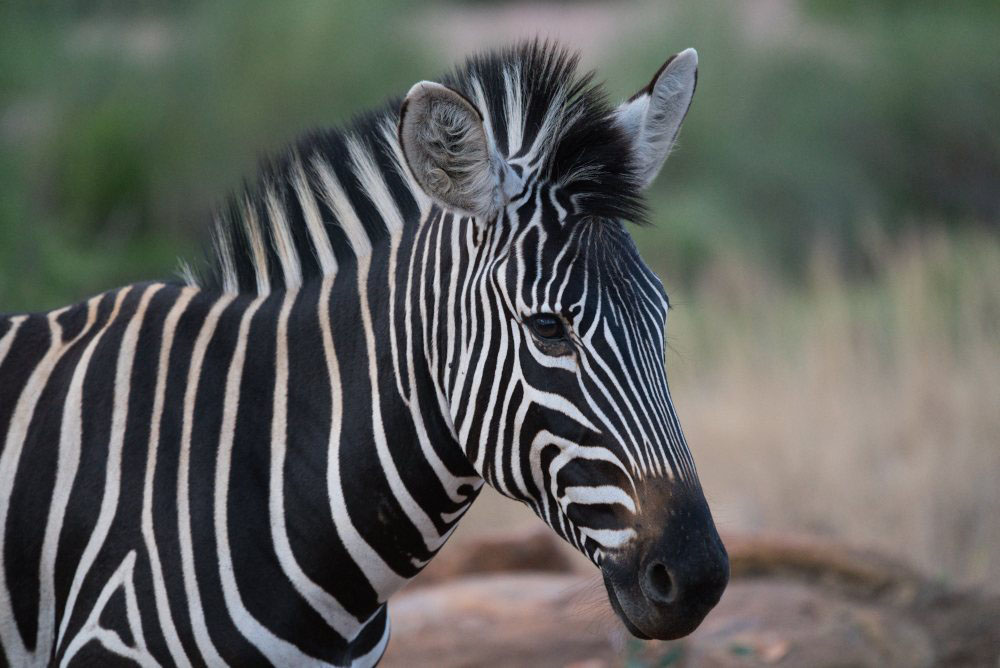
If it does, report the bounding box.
[268,235,482,599]
[174,260,481,660]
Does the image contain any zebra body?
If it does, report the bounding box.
[0,42,728,665]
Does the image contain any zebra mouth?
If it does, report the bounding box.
[602,569,651,640]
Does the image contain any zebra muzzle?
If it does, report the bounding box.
[599,487,729,640]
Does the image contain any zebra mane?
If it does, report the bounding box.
[197,40,645,294]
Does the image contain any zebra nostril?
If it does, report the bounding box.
[642,561,678,605]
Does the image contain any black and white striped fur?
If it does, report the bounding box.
[0,42,727,666]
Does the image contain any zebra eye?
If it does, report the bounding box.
[527,314,566,340]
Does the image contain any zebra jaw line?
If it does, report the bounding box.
[0,42,726,666]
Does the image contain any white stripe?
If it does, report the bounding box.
[312,156,372,258]
[379,118,431,212]
[573,322,648,476]
[0,316,26,367]
[523,332,577,371]
[600,320,661,475]
[350,616,390,668]
[386,220,411,401]
[60,551,159,668]
[578,527,636,550]
[521,84,567,167]
[212,295,333,666]
[270,289,366,640]
[572,342,642,475]
[318,276,409,597]
[443,221,460,404]
[503,371,532,501]
[439,504,474,524]
[2,302,96,664]
[57,286,157,651]
[141,288,197,668]
[243,197,272,295]
[346,135,404,234]
[177,260,199,288]
[526,388,599,433]
[265,185,303,289]
[527,432,632,524]
[459,232,500,472]
[291,154,338,276]
[503,63,524,155]
[403,223,480,505]
[176,293,235,666]
[212,217,240,294]
[357,254,448,554]
[561,485,636,514]
[468,76,499,156]
[448,222,485,439]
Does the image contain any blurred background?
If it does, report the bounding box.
[1,0,997,604]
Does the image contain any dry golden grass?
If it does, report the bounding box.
[454,230,1000,592]
[666,230,1000,591]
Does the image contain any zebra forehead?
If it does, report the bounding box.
[517,218,668,311]
[440,40,645,221]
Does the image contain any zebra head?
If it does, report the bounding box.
[398,44,728,640]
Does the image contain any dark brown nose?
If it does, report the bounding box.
[639,536,729,627]
[602,484,729,640]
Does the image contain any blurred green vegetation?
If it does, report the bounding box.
[0,0,429,310]
[1,1,998,310]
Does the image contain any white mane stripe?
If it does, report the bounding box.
[312,155,373,258]
[346,136,404,235]
[379,118,431,213]
[468,76,501,155]
[502,64,524,155]
[211,218,239,293]
[242,197,272,295]
[290,155,338,277]
[265,185,303,289]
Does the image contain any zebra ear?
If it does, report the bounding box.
[615,48,698,189]
[398,81,514,221]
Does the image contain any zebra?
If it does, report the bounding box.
[0,41,728,666]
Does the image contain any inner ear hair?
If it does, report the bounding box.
[398,81,503,220]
